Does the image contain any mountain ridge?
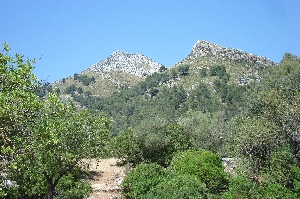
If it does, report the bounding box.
[176,40,276,67]
[52,40,277,100]
[83,50,162,77]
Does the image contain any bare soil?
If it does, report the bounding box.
[86,158,126,199]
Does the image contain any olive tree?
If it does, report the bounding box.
[0,44,111,198]
[9,93,111,199]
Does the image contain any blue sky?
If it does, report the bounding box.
[1,0,299,83]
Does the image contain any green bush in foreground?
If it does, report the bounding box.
[121,163,166,199]
[222,176,261,199]
[168,149,229,194]
[108,130,143,166]
[143,174,208,199]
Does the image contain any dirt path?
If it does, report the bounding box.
[86,158,126,199]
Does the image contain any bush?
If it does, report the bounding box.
[121,163,166,198]
[168,149,228,194]
[222,176,261,199]
[56,173,92,199]
[108,130,143,165]
[292,166,300,197]
[261,147,296,189]
[261,183,296,199]
[144,174,208,199]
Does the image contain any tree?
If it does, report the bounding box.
[230,117,282,172]
[235,53,300,168]
[200,68,207,77]
[149,87,159,97]
[64,84,76,94]
[170,68,178,78]
[0,43,41,160]
[178,64,190,76]
[209,65,226,77]
[0,43,42,197]
[108,130,143,165]
[9,94,111,198]
[0,44,111,198]
[74,73,79,80]
[159,65,167,72]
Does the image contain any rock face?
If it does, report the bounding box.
[84,50,162,77]
[178,40,276,68]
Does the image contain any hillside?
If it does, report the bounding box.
[50,40,275,101]
[52,51,163,99]
[54,40,276,135]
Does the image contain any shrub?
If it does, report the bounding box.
[144,174,208,199]
[292,166,300,197]
[222,176,261,199]
[121,163,166,198]
[261,147,296,189]
[261,183,296,199]
[168,149,228,194]
[108,130,143,165]
[56,173,92,199]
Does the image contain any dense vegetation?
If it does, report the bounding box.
[1,42,300,198]
[0,44,111,199]
[113,53,300,198]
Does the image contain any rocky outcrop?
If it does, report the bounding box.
[83,50,162,77]
[177,40,276,68]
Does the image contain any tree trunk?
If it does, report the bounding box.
[47,184,55,199]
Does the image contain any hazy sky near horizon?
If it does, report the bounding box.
[1,0,299,83]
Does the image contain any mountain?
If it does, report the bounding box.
[54,40,276,134]
[84,50,162,77]
[181,40,274,67]
[53,51,163,98]
[49,40,277,116]
[174,40,276,86]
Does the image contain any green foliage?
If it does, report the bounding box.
[222,176,261,199]
[74,73,95,86]
[55,169,92,199]
[178,64,190,76]
[170,68,178,78]
[209,65,226,77]
[187,83,218,113]
[144,174,208,199]
[159,65,167,72]
[224,53,300,196]
[0,43,40,145]
[64,84,77,94]
[108,130,143,165]
[179,111,227,155]
[0,44,41,187]
[135,122,191,166]
[121,163,166,199]
[148,87,159,97]
[261,183,296,199]
[7,93,111,198]
[0,44,111,198]
[261,147,296,188]
[200,68,207,77]
[291,166,300,197]
[164,123,191,154]
[168,149,228,194]
[222,173,294,199]
[230,117,282,172]
[121,149,228,198]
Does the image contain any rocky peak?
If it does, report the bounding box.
[181,40,276,67]
[83,51,162,77]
